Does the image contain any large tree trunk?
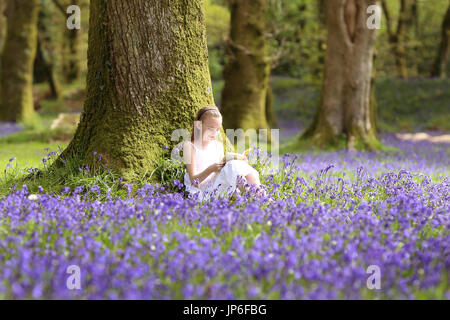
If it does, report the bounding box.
[0,0,39,123]
[302,0,379,150]
[59,0,217,180]
[431,4,450,78]
[220,0,271,141]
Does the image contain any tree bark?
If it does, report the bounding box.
[431,3,450,78]
[0,0,39,123]
[220,0,272,141]
[59,0,219,180]
[302,0,379,150]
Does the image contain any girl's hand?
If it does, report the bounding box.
[243,155,248,163]
[209,161,226,173]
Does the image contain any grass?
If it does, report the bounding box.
[0,75,447,197]
[375,77,450,132]
[0,141,448,299]
[0,142,67,173]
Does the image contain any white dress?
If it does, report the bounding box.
[183,140,260,202]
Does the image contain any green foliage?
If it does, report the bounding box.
[375,77,450,132]
[0,127,75,144]
[205,0,229,46]
[375,0,450,77]
[266,0,326,81]
[149,155,187,194]
[270,76,319,123]
[0,146,190,200]
[208,48,225,80]
[205,0,230,80]
[20,112,44,131]
[0,149,128,200]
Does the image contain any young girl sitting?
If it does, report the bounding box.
[182,106,273,203]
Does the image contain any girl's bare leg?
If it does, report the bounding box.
[233,173,274,203]
[245,173,260,185]
[244,173,274,203]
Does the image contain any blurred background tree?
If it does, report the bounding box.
[220,0,272,141]
[0,0,6,73]
[431,1,450,78]
[302,0,379,150]
[0,0,39,123]
[0,0,448,155]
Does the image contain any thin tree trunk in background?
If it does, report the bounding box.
[382,0,411,79]
[431,3,450,78]
[411,0,420,37]
[34,7,61,99]
[318,0,327,26]
[0,0,6,76]
[35,38,61,99]
[0,0,39,123]
[370,49,378,140]
[63,26,81,83]
[303,0,379,150]
[59,0,217,180]
[62,0,81,83]
[0,0,6,55]
[221,0,271,141]
[265,82,277,128]
[52,0,82,83]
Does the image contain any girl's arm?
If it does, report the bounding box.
[183,142,224,187]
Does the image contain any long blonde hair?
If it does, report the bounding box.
[190,106,222,142]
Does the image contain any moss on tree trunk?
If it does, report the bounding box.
[302,0,379,151]
[220,0,272,142]
[0,0,39,123]
[59,0,218,181]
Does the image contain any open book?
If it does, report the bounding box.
[222,149,250,162]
